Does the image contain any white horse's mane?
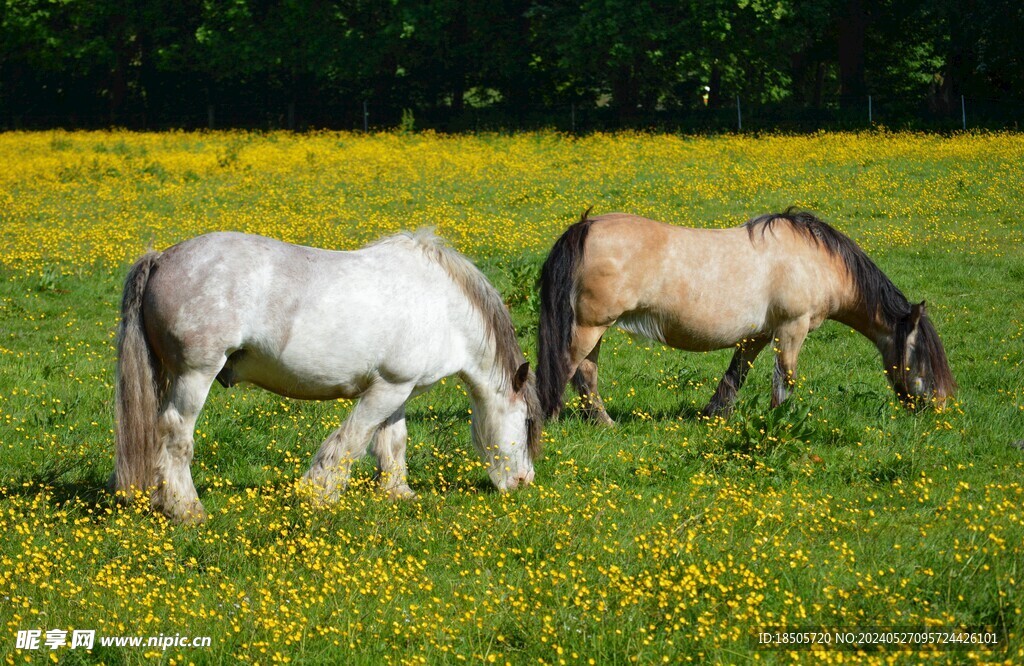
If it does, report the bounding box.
[368,228,543,457]
[372,228,525,383]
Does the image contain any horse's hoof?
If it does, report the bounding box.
[178,506,209,525]
[700,404,732,419]
[384,484,417,501]
[166,501,208,525]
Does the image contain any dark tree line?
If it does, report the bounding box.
[1,0,1022,130]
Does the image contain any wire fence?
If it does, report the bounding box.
[3,95,1022,133]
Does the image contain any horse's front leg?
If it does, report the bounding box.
[371,407,416,499]
[771,319,810,408]
[303,382,412,502]
[702,336,769,417]
[571,335,615,427]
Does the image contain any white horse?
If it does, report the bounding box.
[113,230,542,523]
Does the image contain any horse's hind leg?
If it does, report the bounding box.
[154,370,215,523]
[771,319,810,407]
[571,335,615,427]
[371,407,415,499]
[702,336,769,418]
[303,382,412,502]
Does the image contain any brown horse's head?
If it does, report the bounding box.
[882,301,957,409]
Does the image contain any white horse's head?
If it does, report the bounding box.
[471,362,542,492]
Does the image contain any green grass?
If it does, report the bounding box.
[1,130,1022,664]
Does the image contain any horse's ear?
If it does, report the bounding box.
[513,362,530,393]
[909,301,926,328]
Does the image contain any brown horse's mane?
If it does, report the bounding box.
[745,209,910,324]
[744,209,956,397]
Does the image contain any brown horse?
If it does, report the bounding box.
[537,209,955,424]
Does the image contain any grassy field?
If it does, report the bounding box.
[1,130,1022,665]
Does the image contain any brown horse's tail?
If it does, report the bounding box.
[112,251,162,503]
[537,209,596,419]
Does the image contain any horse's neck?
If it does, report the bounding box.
[448,300,509,397]
[832,302,892,353]
[458,349,509,405]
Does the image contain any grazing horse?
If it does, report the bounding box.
[114,230,542,523]
[537,209,955,424]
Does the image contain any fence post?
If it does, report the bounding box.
[571,102,576,133]
[287,102,295,131]
[868,95,872,124]
[961,95,966,130]
[736,95,742,131]
[363,100,369,132]
[207,105,215,130]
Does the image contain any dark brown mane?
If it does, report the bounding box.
[745,209,956,400]
[745,208,911,326]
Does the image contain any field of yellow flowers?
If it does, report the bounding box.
[1,130,1022,664]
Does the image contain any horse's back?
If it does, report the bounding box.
[578,214,761,320]
[142,232,460,395]
[577,213,843,349]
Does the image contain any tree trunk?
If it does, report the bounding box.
[449,4,468,114]
[611,65,638,123]
[837,0,867,103]
[507,0,532,120]
[107,16,130,125]
[814,62,826,108]
[708,64,722,109]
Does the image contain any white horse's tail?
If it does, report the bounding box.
[113,251,162,503]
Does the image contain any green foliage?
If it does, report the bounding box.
[1,0,1022,127]
[399,108,416,134]
[34,265,62,293]
[728,394,816,453]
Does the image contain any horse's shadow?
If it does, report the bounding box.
[214,469,502,501]
[5,472,111,507]
[562,403,703,426]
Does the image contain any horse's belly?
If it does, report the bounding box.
[662,320,764,352]
[222,330,455,400]
[225,349,370,400]
[618,309,766,352]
